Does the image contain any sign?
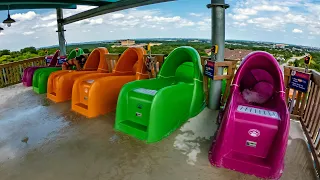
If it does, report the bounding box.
[289,70,311,93]
[45,56,53,65]
[204,60,215,79]
[58,56,67,65]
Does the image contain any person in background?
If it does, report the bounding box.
[62,54,87,70]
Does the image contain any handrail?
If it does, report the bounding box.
[284,66,320,174]
[201,57,239,105]
[0,56,46,87]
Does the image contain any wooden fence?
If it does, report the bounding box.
[201,57,238,105]
[0,56,46,87]
[284,66,320,174]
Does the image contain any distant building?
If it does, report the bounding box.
[205,48,253,60]
[273,44,286,49]
[119,39,135,46]
[189,40,200,43]
[292,47,303,52]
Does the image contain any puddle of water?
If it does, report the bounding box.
[173,108,218,165]
[0,84,32,106]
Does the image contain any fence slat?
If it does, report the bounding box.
[311,111,320,143]
[303,82,315,122]
[299,92,308,117]
[293,91,303,115]
[305,84,317,126]
[307,85,320,130]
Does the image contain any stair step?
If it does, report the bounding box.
[223,151,271,176]
[75,103,88,110]
[117,120,148,141]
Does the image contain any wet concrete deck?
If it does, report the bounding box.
[0,84,317,180]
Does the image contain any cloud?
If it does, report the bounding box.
[32,21,56,29]
[144,16,181,23]
[233,22,247,27]
[233,8,257,15]
[178,20,195,27]
[11,11,37,21]
[75,18,103,25]
[228,13,249,21]
[292,28,303,33]
[247,17,284,31]
[23,31,35,35]
[197,18,211,31]
[41,14,56,21]
[253,5,290,12]
[111,13,125,19]
[189,13,202,17]
[0,32,4,36]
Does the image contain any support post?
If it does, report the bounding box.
[207,0,229,110]
[56,8,66,56]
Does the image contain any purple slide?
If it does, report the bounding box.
[22,50,60,87]
[209,51,289,179]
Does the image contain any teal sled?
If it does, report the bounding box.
[32,48,85,94]
[115,46,205,143]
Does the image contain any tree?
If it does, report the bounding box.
[0,49,10,56]
[83,49,90,54]
[20,47,37,54]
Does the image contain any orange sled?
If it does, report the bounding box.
[72,47,148,118]
[47,47,109,103]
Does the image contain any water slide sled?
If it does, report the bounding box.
[115,46,205,143]
[22,50,60,87]
[209,51,289,179]
[72,47,147,118]
[47,47,109,103]
[32,48,84,94]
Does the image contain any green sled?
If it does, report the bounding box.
[32,48,85,94]
[115,46,205,143]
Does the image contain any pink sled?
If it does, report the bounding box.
[22,50,60,87]
[209,51,290,179]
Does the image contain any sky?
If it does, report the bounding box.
[1,0,320,50]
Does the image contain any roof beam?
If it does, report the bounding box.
[0,4,76,10]
[0,0,119,9]
[62,0,175,25]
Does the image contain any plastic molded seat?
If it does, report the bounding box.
[47,47,109,102]
[32,48,84,94]
[72,47,148,118]
[209,51,289,179]
[115,46,205,143]
[22,50,60,87]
